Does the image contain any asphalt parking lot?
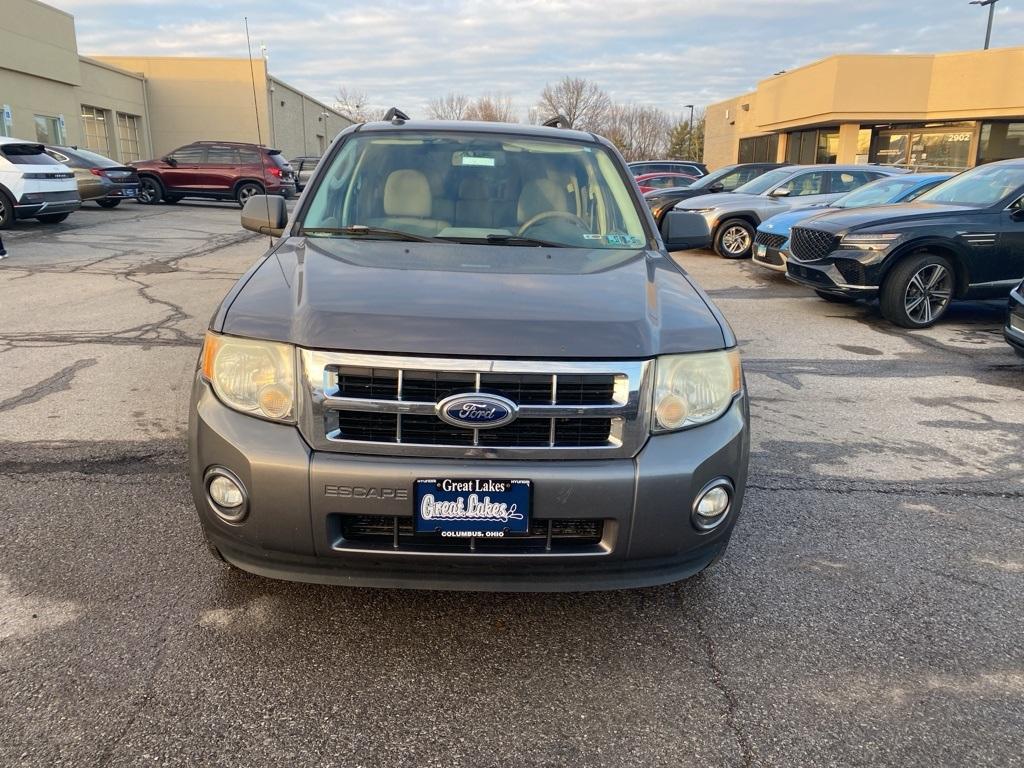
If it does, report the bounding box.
[1,203,1022,767]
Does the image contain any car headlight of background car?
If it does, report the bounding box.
[652,349,743,433]
[201,331,296,423]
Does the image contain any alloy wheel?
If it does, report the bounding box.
[139,179,159,204]
[238,184,260,206]
[904,263,952,325]
[721,225,750,256]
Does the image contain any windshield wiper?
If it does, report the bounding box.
[301,225,443,243]
[483,234,567,248]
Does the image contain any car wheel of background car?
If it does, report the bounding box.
[35,213,70,224]
[235,182,263,208]
[814,289,858,304]
[138,177,163,205]
[0,191,14,229]
[880,253,954,329]
[96,199,121,209]
[714,219,755,259]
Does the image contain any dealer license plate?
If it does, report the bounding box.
[754,243,767,258]
[415,478,531,538]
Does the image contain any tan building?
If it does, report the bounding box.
[1,0,352,163]
[704,48,1024,173]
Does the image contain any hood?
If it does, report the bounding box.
[676,192,763,210]
[219,237,727,358]
[793,202,983,235]
[758,205,832,234]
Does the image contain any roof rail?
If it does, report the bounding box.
[542,114,570,129]
[383,107,410,124]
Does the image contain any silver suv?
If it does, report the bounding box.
[189,117,749,591]
[674,164,907,258]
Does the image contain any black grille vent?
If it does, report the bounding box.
[335,515,604,552]
[754,231,787,250]
[835,259,868,285]
[790,227,838,262]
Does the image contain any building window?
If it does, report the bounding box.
[978,122,1024,164]
[870,124,973,171]
[80,106,111,155]
[786,129,839,164]
[738,134,778,163]
[34,114,66,145]
[116,113,143,163]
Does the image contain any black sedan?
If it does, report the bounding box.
[785,158,1024,328]
[1006,278,1024,357]
[645,162,788,227]
[45,146,140,208]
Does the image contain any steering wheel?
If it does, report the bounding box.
[517,210,590,237]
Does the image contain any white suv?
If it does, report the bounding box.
[0,137,80,228]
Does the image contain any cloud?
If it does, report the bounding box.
[54,0,1024,119]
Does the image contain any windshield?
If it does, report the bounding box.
[302,131,648,249]
[833,177,918,208]
[917,164,1024,207]
[732,167,794,195]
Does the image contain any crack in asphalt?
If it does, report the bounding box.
[694,610,754,768]
[0,359,97,413]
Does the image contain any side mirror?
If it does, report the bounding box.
[162,156,177,167]
[708,182,725,193]
[661,210,712,252]
[769,187,791,197]
[1011,206,1024,222]
[241,195,288,237]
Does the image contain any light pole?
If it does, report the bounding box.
[684,104,695,160]
[969,0,999,50]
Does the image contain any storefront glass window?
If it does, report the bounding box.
[34,114,65,145]
[871,126,972,172]
[978,122,1024,164]
[738,134,779,163]
[786,129,839,164]
[80,106,110,155]
[116,113,142,163]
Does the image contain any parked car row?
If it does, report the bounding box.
[0,137,315,229]
[656,158,1024,352]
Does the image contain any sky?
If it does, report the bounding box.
[55,0,1024,120]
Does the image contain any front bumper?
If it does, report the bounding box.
[1005,286,1024,356]
[786,256,881,298]
[189,377,750,591]
[752,240,789,273]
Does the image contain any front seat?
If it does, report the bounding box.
[517,178,571,225]
[367,169,450,236]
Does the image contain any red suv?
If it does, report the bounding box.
[134,141,295,207]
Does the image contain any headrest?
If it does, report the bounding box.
[384,169,432,218]
[517,178,569,223]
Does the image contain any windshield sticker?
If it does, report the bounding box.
[461,156,496,167]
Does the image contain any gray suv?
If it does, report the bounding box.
[674,164,907,258]
[189,117,749,591]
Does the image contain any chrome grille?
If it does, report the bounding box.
[790,227,839,262]
[754,231,787,250]
[300,351,652,459]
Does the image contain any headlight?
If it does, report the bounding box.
[839,232,901,251]
[201,331,296,423]
[652,349,742,433]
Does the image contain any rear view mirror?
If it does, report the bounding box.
[661,210,711,252]
[241,195,288,237]
[769,187,791,197]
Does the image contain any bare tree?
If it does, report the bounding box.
[535,77,611,131]
[465,94,518,123]
[602,104,671,161]
[335,86,386,122]
[427,92,472,120]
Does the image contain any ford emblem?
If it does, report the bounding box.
[436,393,518,430]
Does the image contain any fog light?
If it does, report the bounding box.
[205,468,248,523]
[692,479,733,531]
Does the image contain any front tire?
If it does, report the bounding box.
[97,199,122,209]
[138,177,164,205]
[714,219,755,259]
[235,182,263,208]
[36,213,70,224]
[880,253,954,328]
[815,289,857,304]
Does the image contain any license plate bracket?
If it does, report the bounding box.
[414,478,531,538]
